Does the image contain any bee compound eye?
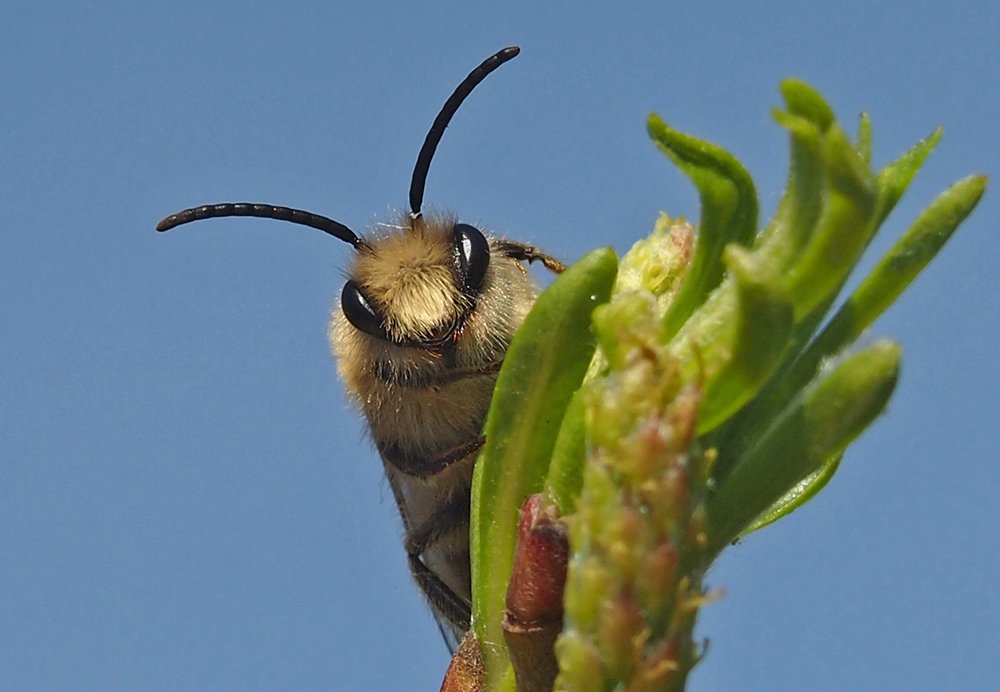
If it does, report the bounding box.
[341,280,390,340]
[453,223,490,294]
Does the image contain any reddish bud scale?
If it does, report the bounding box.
[503,494,570,692]
[440,631,485,692]
[504,494,569,626]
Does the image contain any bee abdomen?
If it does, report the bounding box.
[382,437,481,638]
[379,436,485,479]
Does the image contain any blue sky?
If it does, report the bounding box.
[2,2,997,690]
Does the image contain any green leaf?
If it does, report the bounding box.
[470,247,617,688]
[874,127,943,227]
[647,114,759,339]
[855,112,872,166]
[855,173,985,322]
[779,79,834,131]
[783,125,877,321]
[740,454,842,536]
[543,387,587,515]
[755,108,825,267]
[669,246,794,434]
[754,83,842,282]
[705,341,900,553]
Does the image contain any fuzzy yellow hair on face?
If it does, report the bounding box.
[352,216,471,343]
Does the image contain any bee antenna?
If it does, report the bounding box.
[408,46,520,220]
[155,203,363,249]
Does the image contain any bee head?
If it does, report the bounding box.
[341,216,491,345]
[155,47,520,350]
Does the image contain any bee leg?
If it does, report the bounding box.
[408,553,472,634]
[382,436,486,639]
[495,240,566,273]
[405,488,471,557]
[405,483,473,631]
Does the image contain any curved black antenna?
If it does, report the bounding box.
[155,202,363,249]
[409,46,521,219]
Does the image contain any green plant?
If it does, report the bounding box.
[465,80,985,691]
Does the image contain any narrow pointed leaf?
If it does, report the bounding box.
[783,125,877,321]
[780,79,834,130]
[740,454,842,536]
[543,387,587,515]
[471,247,617,688]
[692,246,794,434]
[755,109,825,266]
[874,127,943,227]
[856,112,872,166]
[706,341,900,553]
[755,80,834,261]
[647,114,759,339]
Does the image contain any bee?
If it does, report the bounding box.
[156,46,564,649]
